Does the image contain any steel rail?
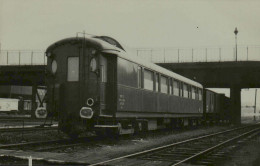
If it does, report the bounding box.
[171,127,260,166]
[89,124,260,166]
[0,126,58,133]
[34,142,88,152]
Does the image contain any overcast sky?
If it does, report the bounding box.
[1,0,260,50]
[1,0,260,109]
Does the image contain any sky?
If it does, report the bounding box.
[0,0,260,110]
[1,0,260,50]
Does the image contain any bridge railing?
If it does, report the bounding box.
[0,50,46,66]
[130,46,260,63]
[1,46,260,65]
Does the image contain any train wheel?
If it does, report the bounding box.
[133,121,142,135]
[141,121,148,132]
[95,125,121,139]
[106,128,120,139]
[177,119,184,128]
[95,129,107,138]
[59,120,81,139]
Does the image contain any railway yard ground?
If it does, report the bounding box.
[0,117,258,165]
[0,115,57,128]
[0,117,59,144]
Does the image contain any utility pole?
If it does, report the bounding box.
[234,27,238,61]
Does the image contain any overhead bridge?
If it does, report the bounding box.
[156,61,260,125]
[157,61,260,88]
[0,50,46,118]
[0,50,46,86]
[0,65,45,86]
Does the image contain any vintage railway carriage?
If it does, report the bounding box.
[204,89,231,123]
[46,35,203,136]
[204,89,217,122]
[219,95,231,122]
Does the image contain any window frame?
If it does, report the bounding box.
[67,56,79,82]
[188,85,192,99]
[137,66,142,88]
[169,78,173,95]
[198,88,202,101]
[143,69,154,91]
[173,79,179,96]
[160,75,168,94]
[155,73,160,92]
[191,86,196,100]
[183,83,189,98]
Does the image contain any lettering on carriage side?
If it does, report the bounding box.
[118,95,125,109]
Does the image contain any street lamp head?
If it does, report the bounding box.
[234,27,238,35]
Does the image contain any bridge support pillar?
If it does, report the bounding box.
[230,86,241,125]
[31,84,37,118]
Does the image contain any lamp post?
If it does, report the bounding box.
[234,27,238,61]
[254,89,257,121]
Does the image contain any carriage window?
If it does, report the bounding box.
[189,86,192,98]
[180,82,183,97]
[155,73,159,92]
[161,76,168,94]
[192,86,196,99]
[187,85,190,98]
[144,69,153,91]
[67,57,79,81]
[137,66,142,88]
[100,55,107,83]
[198,89,202,101]
[211,94,214,105]
[195,88,199,100]
[100,65,107,82]
[173,80,179,96]
[169,79,173,95]
[183,84,188,98]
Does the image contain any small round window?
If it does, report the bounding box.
[90,58,97,72]
[51,60,57,74]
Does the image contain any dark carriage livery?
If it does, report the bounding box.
[46,35,227,136]
[204,89,231,123]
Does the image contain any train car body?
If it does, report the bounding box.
[46,36,204,136]
[220,95,231,122]
[204,89,230,123]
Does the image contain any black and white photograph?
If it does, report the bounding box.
[1,0,260,165]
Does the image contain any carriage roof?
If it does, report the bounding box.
[46,36,203,88]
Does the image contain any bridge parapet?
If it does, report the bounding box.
[1,46,260,65]
[130,46,260,63]
[0,50,46,66]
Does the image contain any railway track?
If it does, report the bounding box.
[0,125,203,152]
[89,124,260,166]
[0,135,99,151]
[0,125,58,133]
[0,124,259,165]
